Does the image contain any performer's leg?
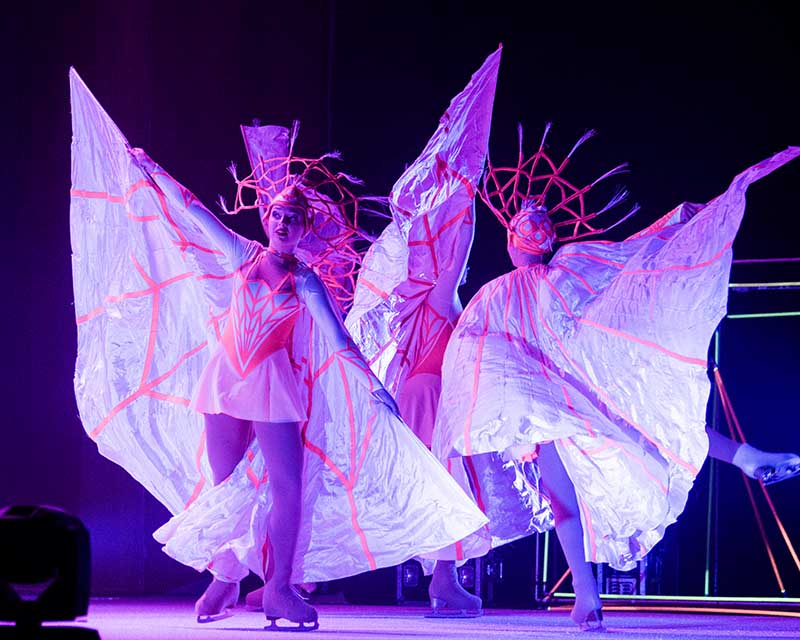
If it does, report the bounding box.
[427,453,484,616]
[205,412,253,485]
[253,420,317,626]
[706,427,800,484]
[244,585,264,610]
[195,413,251,621]
[537,442,603,630]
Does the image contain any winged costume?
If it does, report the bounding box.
[69,68,487,585]
[344,48,528,564]
[432,135,800,569]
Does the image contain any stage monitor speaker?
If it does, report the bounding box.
[0,505,98,638]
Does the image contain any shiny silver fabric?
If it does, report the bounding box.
[70,68,488,584]
[434,148,800,569]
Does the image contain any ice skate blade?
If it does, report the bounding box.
[425,597,482,618]
[757,461,800,485]
[264,616,319,632]
[575,608,605,632]
[196,608,234,624]
[425,608,483,618]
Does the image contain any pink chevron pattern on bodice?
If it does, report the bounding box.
[222,264,301,378]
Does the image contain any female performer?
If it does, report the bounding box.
[346,47,501,617]
[69,69,488,632]
[431,128,800,630]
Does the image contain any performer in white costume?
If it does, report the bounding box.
[69,69,488,631]
[239,46,501,617]
[345,47,501,617]
[431,128,800,630]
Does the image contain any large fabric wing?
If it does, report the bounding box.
[343,46,549,562]
[345,47,501,393]
[70,68,234,515]
[343,48,509,563]
[71,70,488,583]
[434,147,800,569]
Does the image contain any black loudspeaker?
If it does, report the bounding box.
[0,505,98,638]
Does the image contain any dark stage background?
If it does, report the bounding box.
[3,0,799,602]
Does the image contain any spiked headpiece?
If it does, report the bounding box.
[480,123,639,253]
[221,122,376,311]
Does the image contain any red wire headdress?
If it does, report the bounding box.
[220,121,376,311]
[480,123,639,249]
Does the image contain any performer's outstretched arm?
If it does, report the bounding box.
[299,269,401,417]
[425,201,476,318]
[130,147,250,266]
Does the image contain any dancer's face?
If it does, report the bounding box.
[506,205,552,267]
[267,204,307,253]
[507,234,546,267]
